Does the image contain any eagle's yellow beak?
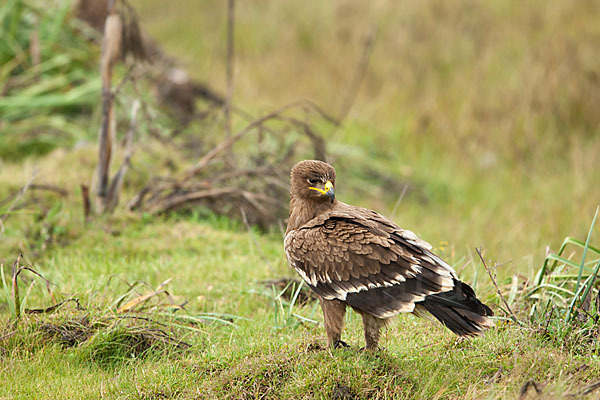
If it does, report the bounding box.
[309,180,335,201]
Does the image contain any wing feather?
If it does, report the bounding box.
[284,204,458,318]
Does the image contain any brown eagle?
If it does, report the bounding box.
[284,160,493,350]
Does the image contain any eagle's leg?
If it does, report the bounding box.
[319,296,347,348]
[361,313,386,350]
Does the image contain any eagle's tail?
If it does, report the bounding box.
[417,280,494,336]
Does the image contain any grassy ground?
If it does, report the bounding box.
[2,0,600,399]
[1,146,599,399]
[0,189,598,399]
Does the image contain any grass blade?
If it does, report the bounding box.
[575,206,599,294]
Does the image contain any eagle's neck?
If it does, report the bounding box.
[286,195,335,233]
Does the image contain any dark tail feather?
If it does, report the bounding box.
[419,280,494,336]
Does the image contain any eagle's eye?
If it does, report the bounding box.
[307,178,320,185]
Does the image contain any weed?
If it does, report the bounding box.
[526,207,600,353]
[269,279,319,331]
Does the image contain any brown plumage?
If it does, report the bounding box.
[284,160,493,350]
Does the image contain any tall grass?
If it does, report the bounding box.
[526,207,600,352]
[0,0,100,159]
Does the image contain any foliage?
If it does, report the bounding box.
[526,207,600,353]
[0,0,101,159]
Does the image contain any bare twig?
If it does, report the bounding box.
[338,27,376,122]
[112,64,135,96]
[11,255,22,319]
[518,380,542,399]
[0,173,36,234]
[105,100,140,212]
[29,184,68,197]
[272,115,327,161]
[95,3,143,215]
[130,77,168,143]
[577,380,600,396]
[542,305,555,339]
[185,101,320,177]
[391,183,410,218]
[298,99,340,126]
[96,5,122,211]
[81,184,91,222]
[25,298,84,314]
[232,98,339,127]
[224,0,235,139]
[476,248,521,324]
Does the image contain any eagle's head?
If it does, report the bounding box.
[290,160,336,203]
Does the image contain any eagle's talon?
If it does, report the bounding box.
[359,346,385,352]
[333,340,351,349]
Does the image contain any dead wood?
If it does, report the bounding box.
[81,184,91,222]
[518,380,543,399]
[91,1,146,216]
[104,100,139,212]
[130,101,330,229]
[95,4,121,213]
[29,184,68,197]
[185,100,326,178]
[25,298,83,315]
[76,0,146,61]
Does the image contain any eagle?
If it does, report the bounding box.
[284,160,493,350]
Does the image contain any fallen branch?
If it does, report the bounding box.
[131,96,331,228]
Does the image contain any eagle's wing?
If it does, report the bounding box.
[284,207,458,318]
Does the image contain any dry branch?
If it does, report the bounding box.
[105,100,139,212]
[93,1,145,216]
[81,184,91,222]
[29,184,68,197]
[476,248,520,324]
[131,101,330,228]
[185,101,325,178]
[25,298,83,315]
[96,4,122,213]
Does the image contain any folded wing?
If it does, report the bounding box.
[284,207,459,318]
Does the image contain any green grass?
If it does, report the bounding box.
[0,0,103,159]
[1,146,599,398]
[1,210,599,399]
